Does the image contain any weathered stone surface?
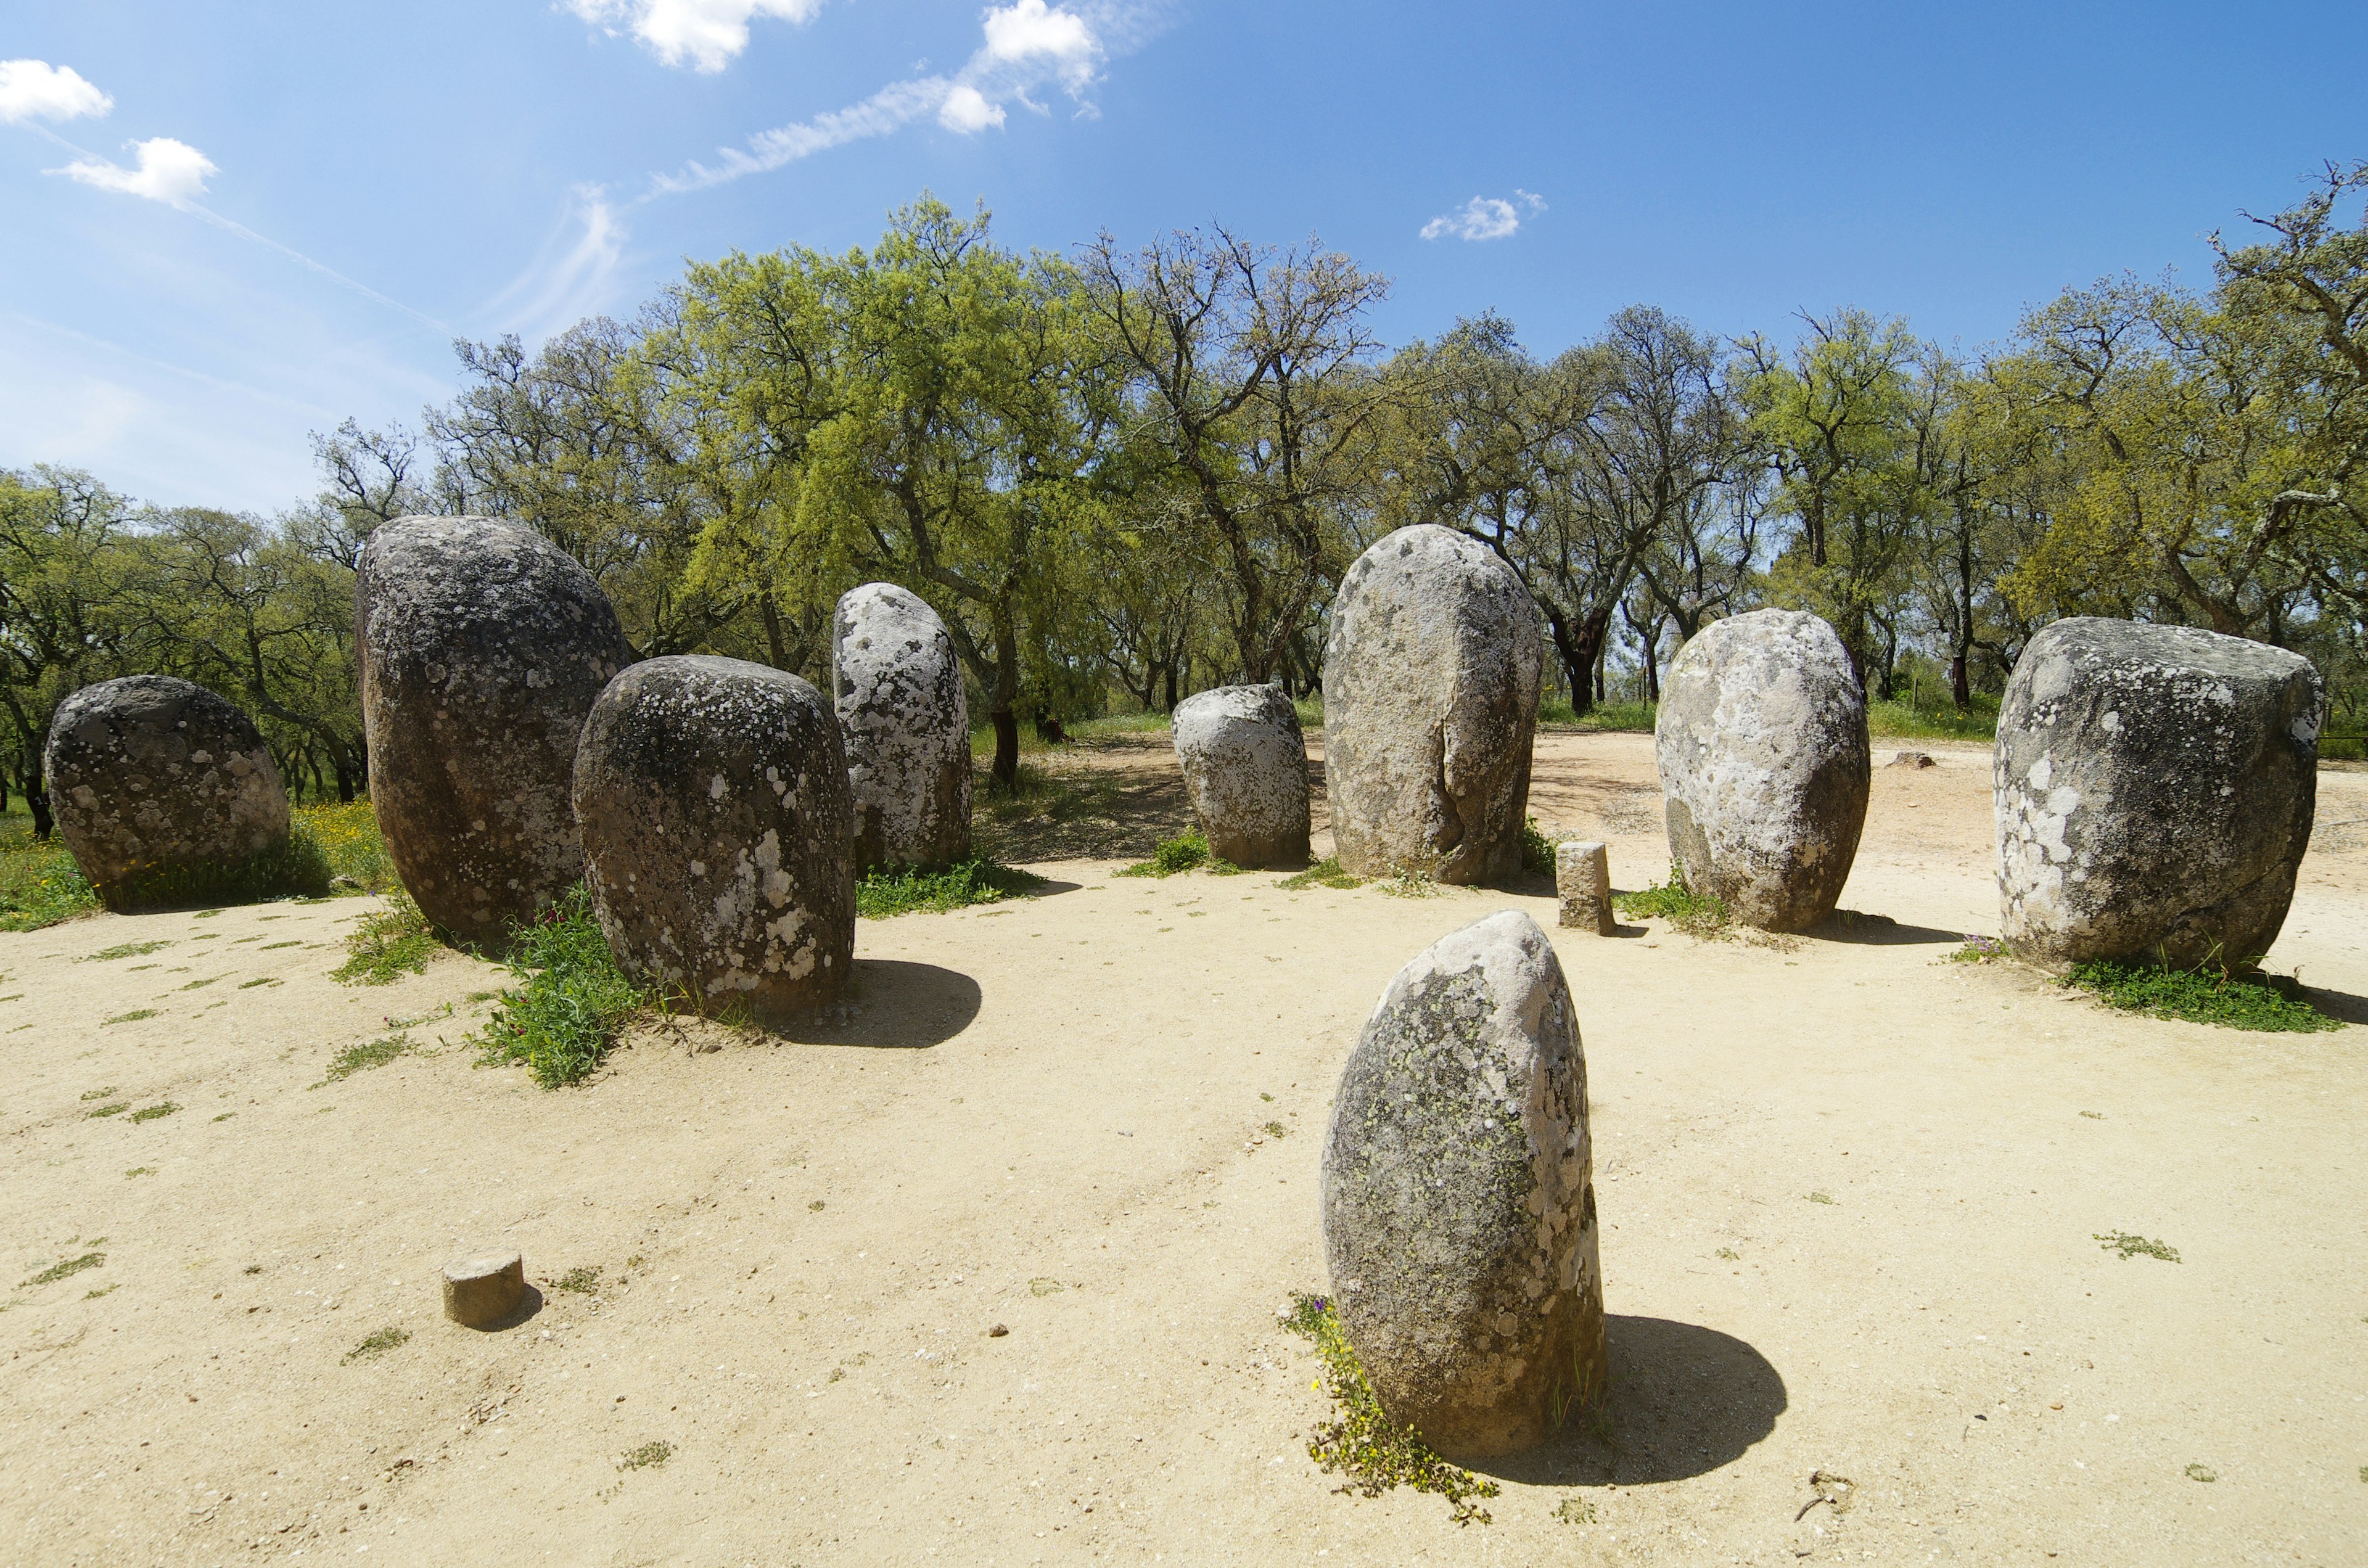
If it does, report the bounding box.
[1889,750,1937,770]
[44,675,290,905]
[1555,839,1614,935]
[1656,609,1869,930]
[831,585,972,870]
[1997,617,2322,968]
[1170,683,1310,869]
[1320,909,1605,1458]
[574,655,854,1019]
[442,1250,524,1327]
[356,515,631,950]
[1323,525,1542,884]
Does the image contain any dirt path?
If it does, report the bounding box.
[4,736,2364,1566]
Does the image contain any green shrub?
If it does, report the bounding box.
[334,890,439,984]
[1613,864,1729,937]
[1116,829,1238,878]
[2062,958,2340,1033]
[474,885,653,1088]
[1521,816,1558,876]
[1282,1292,1499,1525]
[1277,856,1364,891]
[855,858,1046,917]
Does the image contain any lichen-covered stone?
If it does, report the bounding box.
[1555,839,1614,936]
[1170,683,1310,869]
[574,655,854,1019]
[1320,909,1605,1458]
[1997,617,2322,968]
[44,675,290,905]
[831,584,971,871]
[1323,525,1542,884]
[355,515,631,950]
[1656,609,1868,930]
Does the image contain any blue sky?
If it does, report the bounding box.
[4,0,2362,513]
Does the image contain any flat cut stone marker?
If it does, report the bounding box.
[1556,840,1615,935]
[443,1250,525,1327]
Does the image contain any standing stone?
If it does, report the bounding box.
[1997,617,2322,968]
[1170,683,1311,869]
[574,655,855,1020]
[1321,909,1605,1458]
[44,675,291,906]
[355,516,631,950]
[1323,525,1542,884]
[831,584,972,871]
[1656,609,1868,930]
[1555,840,1614,936]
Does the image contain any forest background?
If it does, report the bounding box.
[4,161,2365,833]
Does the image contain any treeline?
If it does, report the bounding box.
[5,164,2364,820]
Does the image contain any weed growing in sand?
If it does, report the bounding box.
[474,884,653,1088]
[855,859,1046,917]
[1378,869,1444,899]
[1950,935,2008,963]
[1263,1120,1289,1139]
[1029,1278,1064,1297]
[1806,1191,1836,1205]
[1117,829,1241,879]
[313,1032,416,1088]
[22,1252,104,1287]
[343,1326,410,1363]
[2095,1231,2179,1263]
[1283,1292,1499,1526]
[1614,866,1728,937]
[619,1440,675,1471]
[2185,1463,2218,1482]
[80,1086,115,1101]
[84,1101,128,1119]
[102,1009,158,1026]
[2080,1110,2104,1120]
[1716,1247,1740,1261]
[334,890,438,985]
[125,1167,154,1178]
[129,1102,179,1122]
[86,940,173,961]
[1277,857,1365,892]
[1521,817,1559,876]
[1552,1497,1597,1525]
[238,978,279,989]
[84,1284,117,1300]
[2063,958,2339,1033]
[556,1266,602,1295]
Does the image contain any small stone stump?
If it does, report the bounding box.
[44,675,292,907]
[1170,683,1311,869]
[1320,909,1605,1458]
[442,1250,525,1327]
[1997,617,2322,968]
[1656,609,1869,931]
[1555,840,1614,935]
[574,655,855,1020]
[356,515,631,950]
[1323,525,1542,884]
[831,584,972,871]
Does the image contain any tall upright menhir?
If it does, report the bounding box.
[831,583,972,872]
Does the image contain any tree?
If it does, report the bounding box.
[0,468,136,835]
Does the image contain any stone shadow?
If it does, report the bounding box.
[769,959,982,1050]
[1471,1315,1786,1487]
[2296,982,2368,1026]
[1803,909,1966,946]
[464,1283,545,1333]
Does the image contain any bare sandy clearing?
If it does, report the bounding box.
[3,734,2364,1567]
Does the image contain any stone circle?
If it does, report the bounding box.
[1170,683,1311,868]
[831,584,972,871]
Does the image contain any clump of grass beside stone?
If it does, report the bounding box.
[2062,958,2339,1033]
[1613,865,1729,937]
[855,858,1045,917]
[474,885,654,1089]
[334,890,439,984]
[1282,1292,1500,1526]
[1116,829,1243,879]
[1278,857,1364,891]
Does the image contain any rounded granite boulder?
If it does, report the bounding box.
[1997,617,2322,969]
[1323,525,1542,884]
[355,515,632,950]
[1170,683,1310,869]
[44,675,291,906]
[574,655,855,1020]
[1321,909,1605,1459]
[831,583,972,871]
[1655,609,1869,931]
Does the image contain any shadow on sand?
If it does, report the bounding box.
[1804,909,1967,946]
[767,959,984,1050]
[1472,1315,1787,1487]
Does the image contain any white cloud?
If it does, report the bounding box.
[982,0,1099,91]
[1420,189,1546,242]
[937,83,1005,134]
[653,76,950,193]
[0,59,113,124]
[569,0,823,72]
[477,186,628,340]
[58,137,217,207]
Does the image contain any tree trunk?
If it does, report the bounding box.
[25,771,53,839]
[334,753,358,804]
[1949,654,1971,713]
[989,613,1022,794]
[1641,626,1661,704]
[760,594,790,670]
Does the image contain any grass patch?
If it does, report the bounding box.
[2063,958,2340,1033]
[1613,865,1729,937]
[80,1086,116,1101]
[556,1265,602,1295]
[2095,1231,2179,1263]
[1950,935,2008,963]
[1553,1497,1597,1525]
[1278,856,1365,892]
[0,829,100,931]
[2185,1463,2218,1482]
[334,890,439,984]
[128,1102,179,1123]
[23,1252,104,1287]
[102,1009,158,1026]
[294,800,398,892]
[474,884,653,1089]
[313,1031,415,1088]
[1116,828,1239,879]
[1538,699,1655,733]
[619,1440,675,1471]
[85,939,173,961]
[1521,817,1559,877]
[855,858,1046,917]
[343,1326,410,1363]
[124,1166,155,1178]
[1283,1292,1500,1526]
[1867,693,2000,741]
[84,1102,128,1119]
[99,824,334,912]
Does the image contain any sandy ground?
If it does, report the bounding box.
[4,733,2366,1567]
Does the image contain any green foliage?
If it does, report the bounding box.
[1867,694,1999,741]
[474,884,652,1089]
[555,1266,603,1295]
[334,890,438,984]
[855,858,1046,917]
[1283,1292,1498,1525]
[0,831,99,931]
[128,1102,178,1122]
[1521,816,1558,876]
[297,800,397,892]
[102,1009,158,1026]
[2186,1463,2218,1483]
[343,1326,410,1363]
[2062,958,2340,1033]
[1277,857,1365,891]
[22,1251,104,1287]
[1553,1498,1598,1525]
[313,1032,415,1087]
[83,1102,127,1119]
[1117,828,1236,878]
[1538,699,1655,733]
[2095,1231,2181,1263]
[1950,935,2008,963]
[86,939,173,961]
[1613,865,1729,937]
[619,1440,675,1471]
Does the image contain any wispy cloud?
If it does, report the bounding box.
[0,59,113,124]
[475,186,628,339]
[568,0,826,73]
[1421,189,1547,243]
[59,136,218,207]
